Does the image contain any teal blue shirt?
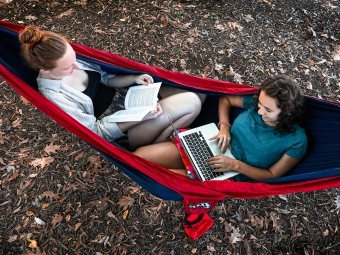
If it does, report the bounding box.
[232,96,307,181]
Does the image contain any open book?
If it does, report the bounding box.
[108,82,162,122]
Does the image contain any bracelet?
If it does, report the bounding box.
[218,122,231,128]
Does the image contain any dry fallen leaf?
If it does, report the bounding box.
[74,151,84,161]
[87,155,102,171]
[161,15,168,26]
[214,24,225,31]
[214,63,224,73]
[157,45,166,53]
[44,142,61,154]
[42,203,49,209]
[179,59,187,69]
[188,27,200,37]
[26,211,35,216]
[244,239,253,255]
[74,222,81,231]
[8,235,18,243]
[25,15,37,21]
[20,96,30,105]
[278,194,288,201]
[227,22,243,31]
[28,238,37,248]
[187,37,195,44]
[30,157,54,168]
[224,221,233,232]
[270,212,282,233]
[51,214,63,228]
[0,0,13,3]
[43,191,59,202]
[229,227,243,244]
[23,217,30,228]
[332,195,340,214]
[98,194,109,211]
[11,118,22,128]
[207,244,216,252]
[65,214,71,221]
[56,8,73,19]
[234,73,244,84]
[305,81,313,90]
[18,180,34,193]
[333,45,340,61]
[74,0,87,5]
[117,196,134,210]
[8,170,20,182]
[94,29,106,34]
[243,14,254,22]
[250,215,264,229]
[107,211,116,219]
[236,206,246,221]
[75,240,82,249]
[262,0,272,6]
[323,229,329,236]
[179,22,192,29]
[123,210,129,219]
[59,196,66,203]
[0,132,5,144]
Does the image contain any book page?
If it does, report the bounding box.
[113,107,154,117]
[108,107,154,122]
[125,82,161,109]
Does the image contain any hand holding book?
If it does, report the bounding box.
[134,74,154,86]
[108,82,162,122]
[141,103,163,121]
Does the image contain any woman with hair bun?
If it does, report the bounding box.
[19,26,205,150]
[134,75,308,181]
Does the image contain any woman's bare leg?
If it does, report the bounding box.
[128,92,202,149]
[133,142,188,176]
[169,169,188,176]
[159,85,207,104]
[133,142,185,169]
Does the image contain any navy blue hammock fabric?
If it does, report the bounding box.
[1,21,340,216]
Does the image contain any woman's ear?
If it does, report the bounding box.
[40,69,49,73]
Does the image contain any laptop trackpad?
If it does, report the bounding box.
[208,139,235,159]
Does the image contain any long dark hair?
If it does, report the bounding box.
[255,75,305,134]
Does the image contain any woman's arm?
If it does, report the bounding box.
[77,60,153,88]
[106,74,153,88]
[218,95,244,124]
[207,154,301,180]
[211,95,244,153]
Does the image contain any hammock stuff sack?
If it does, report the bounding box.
[1,21,340,239]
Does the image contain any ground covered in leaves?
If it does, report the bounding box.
[0,0,339,254]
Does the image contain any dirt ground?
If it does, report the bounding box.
[0,0,339,254]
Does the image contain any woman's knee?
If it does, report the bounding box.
[184,92,202,115]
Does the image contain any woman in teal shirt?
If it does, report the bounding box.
[134,75,308,181]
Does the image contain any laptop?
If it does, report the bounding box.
[178,123,239,181]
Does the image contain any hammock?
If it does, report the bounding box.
[1,21,340,235]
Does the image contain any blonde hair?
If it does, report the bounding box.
[18,26,68,70]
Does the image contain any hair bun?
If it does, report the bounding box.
[18,25,42,47]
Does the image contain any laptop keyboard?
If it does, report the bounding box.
[182,131,224,181]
